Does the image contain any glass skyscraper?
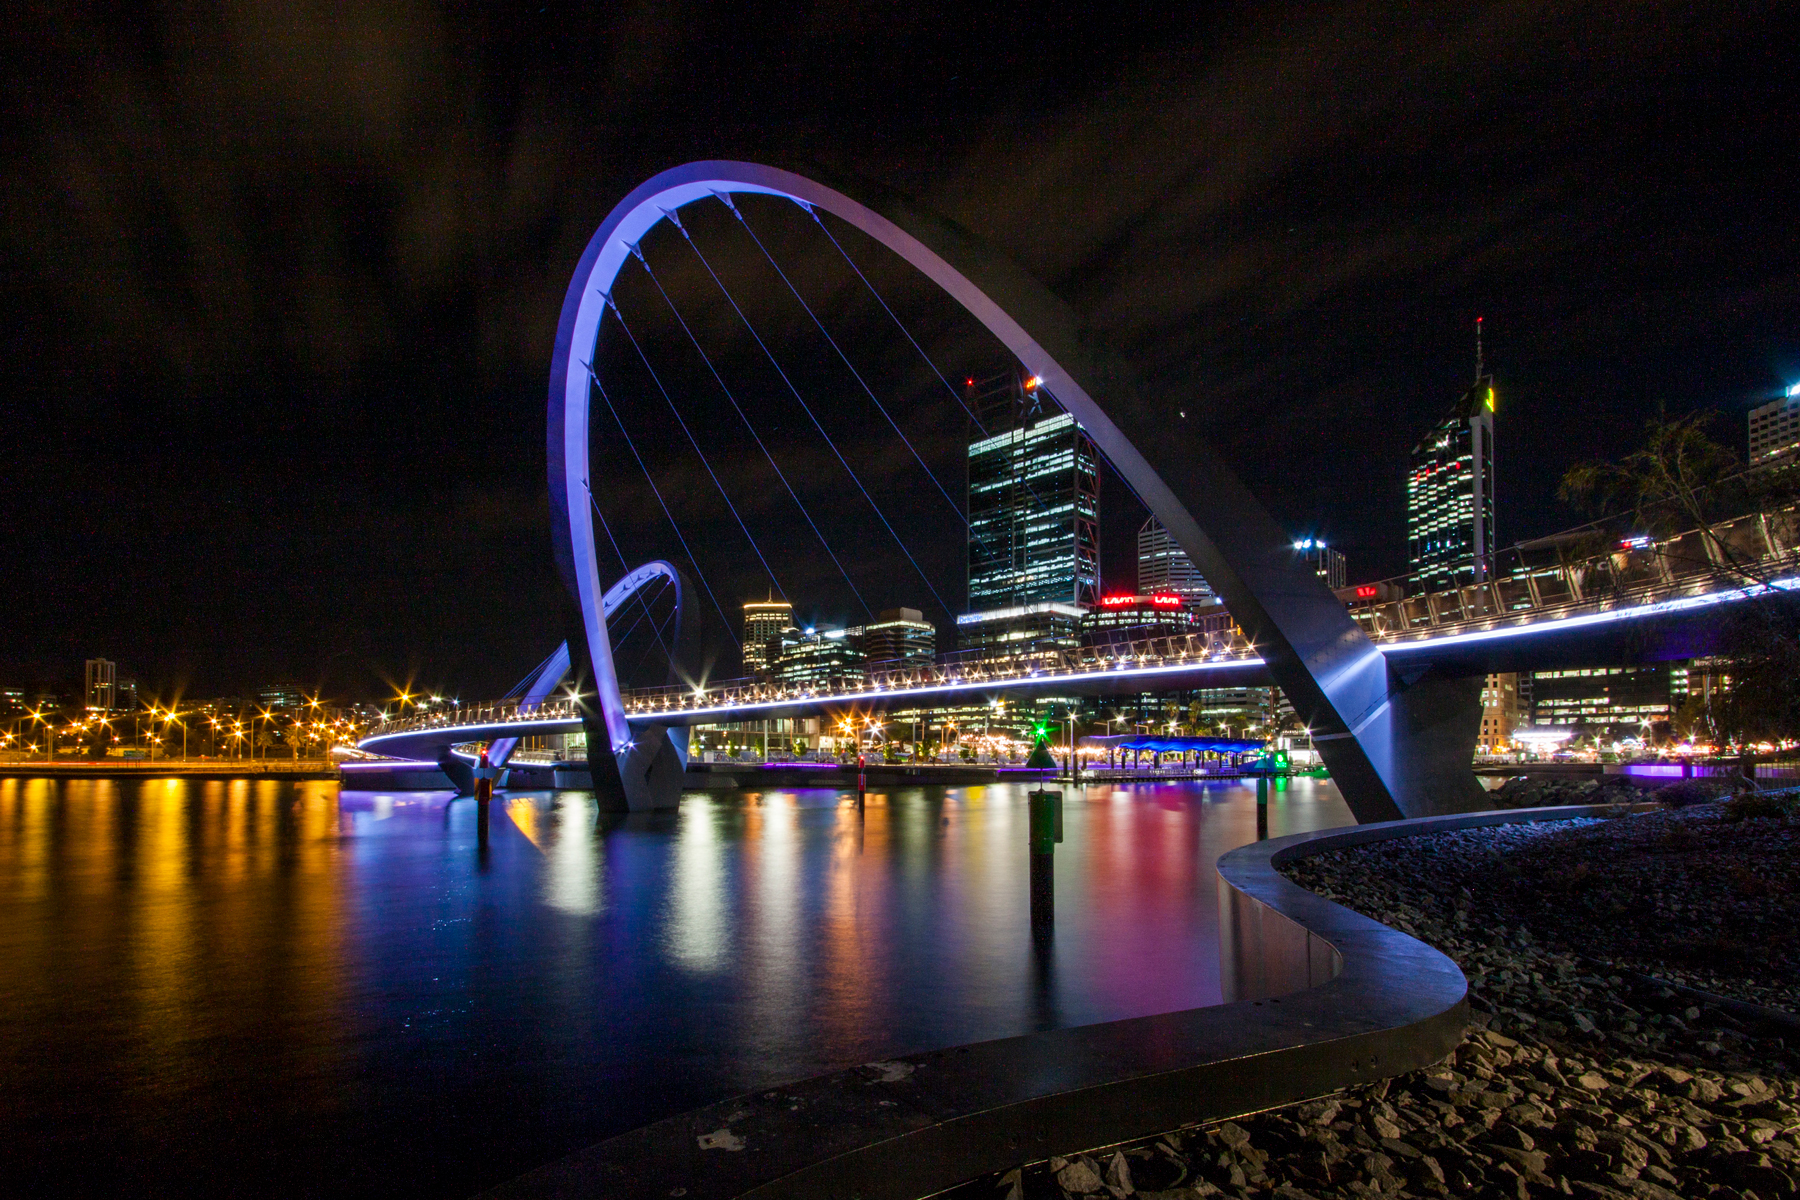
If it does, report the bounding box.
[965,372,1100,611]
[1136,517,1215,606]
[1407,375,1495,592]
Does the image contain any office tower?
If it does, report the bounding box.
[1749,384,1800,465]
[1479,673,1520,753]
[955,602,1086,657]
[258,683,304,711]
[1407,371,1495,592]
[845,608,937,667]
[742,600,794,677]
[772,627,866,689]
[965,372,1100,611]
[1080,593,1202,645]
[1528,666,1673,735]
[1136,517,1215,607]
[84,658,116,713]
[1291,538,1348,590]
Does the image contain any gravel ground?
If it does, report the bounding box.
[942,803,1800,1200]
[1484,776,1655,810]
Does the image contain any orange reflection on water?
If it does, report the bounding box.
[0,778,348,1139]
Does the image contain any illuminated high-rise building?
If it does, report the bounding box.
[742,599,794,677]
[1407,372,1495,592]
[84,658,116,713]
[1748,384,1800,465]
[965,372,1100,612]
[1136,517,1215,607]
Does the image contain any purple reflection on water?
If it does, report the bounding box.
[0,775,1350,1198]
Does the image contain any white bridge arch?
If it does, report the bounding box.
[548,161,1486,819]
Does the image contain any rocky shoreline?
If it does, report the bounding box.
[945,802,1800,1199]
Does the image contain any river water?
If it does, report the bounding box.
[0,775,1351,1198]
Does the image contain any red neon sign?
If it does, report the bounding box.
[1100,593,1185,609]
[1355,585,1379,599]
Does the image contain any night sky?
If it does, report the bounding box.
[4,1,1796,703]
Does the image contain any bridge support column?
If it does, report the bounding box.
[1311,668,1487,821]
[437,748,476,797]
[611,724,686,811]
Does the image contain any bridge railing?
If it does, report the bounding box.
[1348,503,1800,641]
[362,505,1800,746]
[612,632,1263,720]
[362,629,1266,743]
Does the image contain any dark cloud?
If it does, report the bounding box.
[3,0,1795,698]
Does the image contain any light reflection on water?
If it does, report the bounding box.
[0,775,1350,1198]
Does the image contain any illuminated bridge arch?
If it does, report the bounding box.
[358,560,696,787]
[552,161,1486,820]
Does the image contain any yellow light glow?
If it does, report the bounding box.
[1485,387,1495,411]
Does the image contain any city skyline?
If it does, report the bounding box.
[4,4,1795,702]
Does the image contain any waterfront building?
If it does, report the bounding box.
[845,608,936,667]
[84,658,116,713]
[1407,374,1495,592]
[1748,384,1800,465]
[258,682,305,711]
[955,601,1086,657]
[115,676,138,712]
[742,599,793,677]
[966,371,1101,611]
[1291,538,1348,590]
[1528,665,1672,736]
[772,627,866,689]
[1479,673,1520,754]
[1136,517,1215,607]
[1080,594,1202,645]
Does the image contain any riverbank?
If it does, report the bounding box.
[0,759,338,780]
[948,803,1800,1198]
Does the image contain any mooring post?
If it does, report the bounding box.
[1256,773,1269,841]
[1028,788,1062,929]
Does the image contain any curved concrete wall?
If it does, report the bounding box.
[485,805,1626,1200]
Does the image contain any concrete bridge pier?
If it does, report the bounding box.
[436,748,476,797]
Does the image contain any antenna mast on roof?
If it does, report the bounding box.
[1475,315,1485,382]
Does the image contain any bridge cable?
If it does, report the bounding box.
[502,645,567,703]
[719,194,965,527]
[626,599,684,684]
[796,200,1067,525]
[604,581,671,663]
[797,202,999,438]
[602,290,791,600]
[629,247,872,620]
[666,208,953,617]
[580,358,742,649]
[586,482,672,660]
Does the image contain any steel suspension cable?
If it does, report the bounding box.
[798,201,997,438]
[580,358,741,649]
[629,246,872,620]
[588,479,672,660]
[665,209,952,617]
[719,194,965,526]
[601,292,790,600]
[603,578,669,657]
[797,199,1065,520]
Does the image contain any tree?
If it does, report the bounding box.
[1561,408,1800,748]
